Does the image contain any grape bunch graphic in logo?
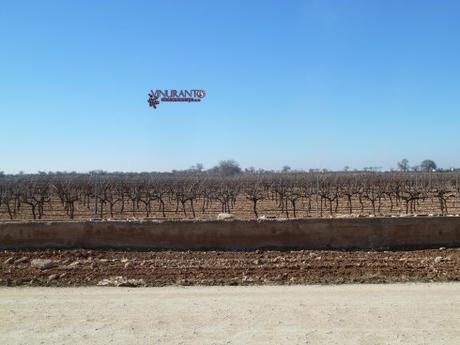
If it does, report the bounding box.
[147,90,160,109]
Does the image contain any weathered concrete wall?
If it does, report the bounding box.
[0,217,459,250]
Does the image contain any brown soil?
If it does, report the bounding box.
[1,248,459,286]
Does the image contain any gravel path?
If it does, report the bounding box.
[0,284,459,345]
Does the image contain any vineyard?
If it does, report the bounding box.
[1,171,460,221]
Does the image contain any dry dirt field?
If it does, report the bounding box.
[1,248,459,286]
[1,284,459,345]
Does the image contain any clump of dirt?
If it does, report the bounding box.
[1,248,459,287]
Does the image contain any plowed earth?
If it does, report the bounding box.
[1,249,459,287]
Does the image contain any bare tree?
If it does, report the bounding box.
[397,159,410,172]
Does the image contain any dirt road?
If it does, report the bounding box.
[1,284,459,345]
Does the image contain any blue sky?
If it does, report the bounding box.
[1,0,459,173]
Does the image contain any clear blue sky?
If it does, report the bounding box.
[1,0,459,173]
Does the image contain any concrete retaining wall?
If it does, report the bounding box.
[0,217,459,250]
